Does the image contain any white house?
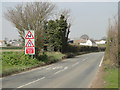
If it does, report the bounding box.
[80,39,97,46]
[96,40,106,44]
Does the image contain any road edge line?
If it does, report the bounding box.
[99,56,104,67]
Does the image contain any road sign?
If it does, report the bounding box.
[25,31,34,39]
[25,30,35,55]
[25,39,34,47]
[25,47,34,54]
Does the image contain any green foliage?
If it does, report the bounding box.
[2,52,43,66]
[39,52,48,62]
[104,67,118,88]
[2,52,45,76]
[44,15,69,53]
[1,46,23,49]
[38,52,65,64]
[65,44,105,53]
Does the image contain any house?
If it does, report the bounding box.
[11,41,21,46]
[80,34,89,40]
[73,34,97,46]
[80,39,97,46]
[0,40,6,47]
[7,39,22,46]
[74,34,89,45]
[96,40,106,44]
[74,39,97,46]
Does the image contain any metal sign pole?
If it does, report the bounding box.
[31,55,33,59]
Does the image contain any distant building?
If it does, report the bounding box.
[80,34,89,40]
[80,39,97,46]
[68,40,73,44]
[7,39,22,46]
[0,40,6,47]
[74,39,86,45]
[96,40,106,44]
[73,34,97,46]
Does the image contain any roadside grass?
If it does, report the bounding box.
[46,52,65,60]
[103,59,118,88]
[0,46,23,50]
[2,49,24,51]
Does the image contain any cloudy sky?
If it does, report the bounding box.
[1,1,118,40]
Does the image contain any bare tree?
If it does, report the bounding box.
[5,2,56,56]
[106,15,118,66]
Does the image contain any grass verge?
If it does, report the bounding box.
[103,59,118,88]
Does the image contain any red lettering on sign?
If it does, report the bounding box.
[26,48,34,54]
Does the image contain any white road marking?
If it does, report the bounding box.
[82,58,88,62]
[99,56,104,67]
[46,67,51,70]
[46,66,63,70]
[53,66,63,69]
[54,67,68,75]
[17,77,45,88]
[72,62,79,67]
[53,67,57,70]
[9,64,54,77]
[0,78,2,80]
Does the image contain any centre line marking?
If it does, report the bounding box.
[82,58,88,62]
[54,67,68,74]
[17,77,45,88]
[72,62,79,67]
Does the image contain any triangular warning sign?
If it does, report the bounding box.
[25,31,34,39]
[25,39,34,47]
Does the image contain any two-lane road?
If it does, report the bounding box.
[2,52,104,88]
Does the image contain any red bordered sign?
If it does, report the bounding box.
[25,31,34,39]
[25,30,35,55]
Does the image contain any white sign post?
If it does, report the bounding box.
[25,30,35,55]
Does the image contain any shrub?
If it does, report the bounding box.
[2,52,44,66]
[65,45,103,53]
